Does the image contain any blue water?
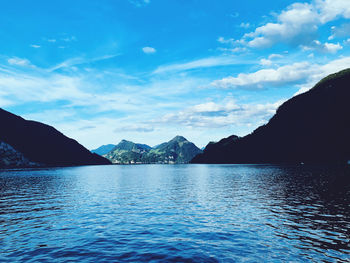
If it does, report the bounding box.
[0,165,349,262]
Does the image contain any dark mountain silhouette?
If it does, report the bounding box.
[192,68,350,164]
[91,144,116,156]
[104,136,202,164]
[0,108,110,167]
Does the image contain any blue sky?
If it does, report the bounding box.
[1,0,350,149]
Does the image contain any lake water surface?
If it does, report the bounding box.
[0,164,349,262]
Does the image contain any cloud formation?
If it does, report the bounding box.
[129,0,150,7]
[233,0,350,50]
[30,44,41,48]
[142,46,156,54]
[212,56,350,92]
[155,98,284,130]
[212,62,314,89]
[153,56,239,74]
[301,40,343,53]
[7,57,32,67]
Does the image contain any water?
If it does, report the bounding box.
[0,164,349,262]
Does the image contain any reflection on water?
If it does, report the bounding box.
[0,165,349,262]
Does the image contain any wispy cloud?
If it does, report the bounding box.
[115,124,154,133]
[153,56,239,74]
[329,23,350,40]
[49,54,119,72]
[0,58,211,147]
[239,22,250,29]
[7,57,32,67]
[129,0,150,7]
[30,44,41,48]
[61,36,77,42]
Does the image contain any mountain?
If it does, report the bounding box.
[0,108,111,168]
[0,141,39,168]
[104,140,152,164]
[192,68,350,164]
[105,136,202,164]
[142,136,202,164]
[91,144,116,156]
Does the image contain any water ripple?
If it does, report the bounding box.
[0,164,349,262]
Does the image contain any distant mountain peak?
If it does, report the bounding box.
[104,135,201,164]
[170,135,188,142]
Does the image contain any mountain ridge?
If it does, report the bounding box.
[191,68,350,164]
[0,108,111,168]
[104,136,202,164]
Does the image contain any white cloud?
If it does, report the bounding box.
[0,66,209,149]
[212,56,350,90]
[294,56,350,95]
[301,40,343,53]
[260,59,273,66]
[30,44,41,48]
[7,57,32,67]
[129,0,151,7]
[234,0,350,49]
[240,22,251,29]
[259,54,284,67]
[155,98,285,130]
[323,42,343,53]
[217,37,235,44]
[268,54,284,59]
[142,46,156,54]
[316,0,350,23]
[61,36,77,42]
[244,2,319,48]
[47,39,56,43]
[0,97,13,107]
[212,62,314,89]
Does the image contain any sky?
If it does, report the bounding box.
[0,0,350,149]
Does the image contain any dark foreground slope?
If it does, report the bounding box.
[0,108,110,167]
[192,68,350,164]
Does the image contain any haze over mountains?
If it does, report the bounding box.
[96,136,202,164]
[192,68,350,164]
